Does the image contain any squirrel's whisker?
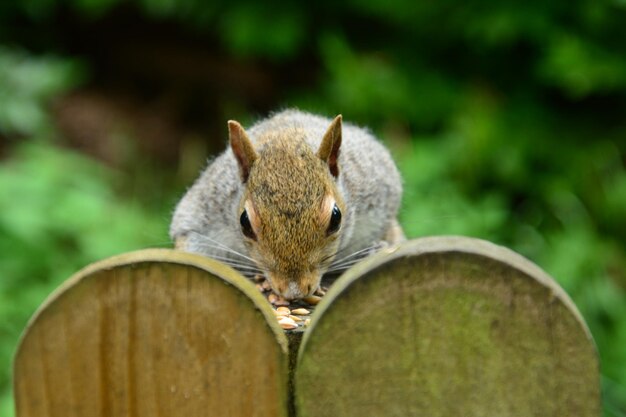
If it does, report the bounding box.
[189,232,259,264]
[194,246,265,273]
[188,238,270,275]
[214,260,263,273]
[320,241,377,265]
[326,260,364,272]
[332,243,379,262]
[320,251,339,264]
[323,243,383,272]
[196,252,259,269]
[329,257,365,268]
[191,242,249,263]
[330,244,381,265]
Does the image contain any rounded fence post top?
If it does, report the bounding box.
[16,248,288,354]
[296,236,600,417]
[308,235,592,347]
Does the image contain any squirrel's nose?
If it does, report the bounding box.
[270,272,318,300]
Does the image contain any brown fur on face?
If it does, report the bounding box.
[239,128,345,299]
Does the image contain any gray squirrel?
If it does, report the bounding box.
[170,109,404,300]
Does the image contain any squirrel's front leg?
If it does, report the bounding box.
[384,218,406,245]
[174,235,188,250]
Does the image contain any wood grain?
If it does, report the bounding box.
[296,236,600,417]
[13,249,289,417]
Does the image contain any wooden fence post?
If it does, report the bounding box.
[296,236,600,417]
[13,249,289,417]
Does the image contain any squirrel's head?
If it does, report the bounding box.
[228,115,344,300]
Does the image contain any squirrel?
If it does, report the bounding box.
[170,109,404,300]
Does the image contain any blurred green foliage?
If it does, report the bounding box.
[1,0,626,416]
[0,48,168,415]
[0,142,169,415]
[0,48,83,137]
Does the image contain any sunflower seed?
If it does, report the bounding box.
[275,307,291,316]
[303,295,321,305]
[278,317,298,330]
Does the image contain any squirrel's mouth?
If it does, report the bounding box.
[267,270,320,300]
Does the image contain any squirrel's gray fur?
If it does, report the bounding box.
[170,109,403,277]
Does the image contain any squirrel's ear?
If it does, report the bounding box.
[228,120,258,182]
[317,115,342,178]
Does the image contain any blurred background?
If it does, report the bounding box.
[1,0,625,415]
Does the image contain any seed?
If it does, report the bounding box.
[279,317,296,325]
[303,295,321,305]
[278,317,298,330]
[314,287,327,296]
[268,293,291,306]
[304,319,311,327]
[289,315,303,322]
[275,307,291,316]
[291,308,310,315]
[273,295,291,306]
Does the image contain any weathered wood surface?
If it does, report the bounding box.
[13,238,601,417]
[296,236,600,417]
[13,249,289,417]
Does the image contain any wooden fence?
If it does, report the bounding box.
[13,236,600,416]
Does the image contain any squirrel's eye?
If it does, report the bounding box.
[240,210,257,240]
[327,204,342,235]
